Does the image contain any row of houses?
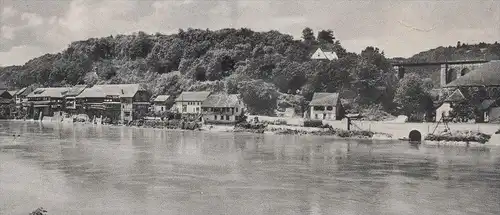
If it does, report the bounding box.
[0,84,255,124]
[1,83,347,124]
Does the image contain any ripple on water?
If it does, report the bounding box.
[2,121,500,215]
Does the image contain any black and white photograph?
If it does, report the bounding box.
[1,0,500,214]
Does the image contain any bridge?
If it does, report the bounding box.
[392,60,490,87]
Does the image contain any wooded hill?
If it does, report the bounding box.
[0,28,498,117]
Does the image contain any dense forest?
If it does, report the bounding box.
[0,28,499,119]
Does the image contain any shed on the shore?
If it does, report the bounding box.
[152,95,172,113]
[478,98,500,123]
[435,88,467,122]
[308,92,345,120]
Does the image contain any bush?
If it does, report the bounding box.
[303,119,323,127]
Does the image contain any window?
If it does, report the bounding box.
[124,111,131,117]
[214,115,217,120]
[182,105,187,112]
[236,108,238,112]
[226,115,230,120]
[196,107,200,112]
[313,106,325,111]
[315,114,318,119]
[161,107,164,111]
[326,106,333,111]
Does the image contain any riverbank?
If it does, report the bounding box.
[5,118,500,145]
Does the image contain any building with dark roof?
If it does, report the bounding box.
[64,85,87,112]
[26,87,70,119]
[201,94,245,124]
[76,84,150,123]
[0,90,13,119]
[308,92,345,120]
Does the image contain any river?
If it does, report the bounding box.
[1,121,500,215]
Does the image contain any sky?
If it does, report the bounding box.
[1,0,499,66]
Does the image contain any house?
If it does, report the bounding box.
[435,88,467,122]
[16,86,34,107]
[308,92,345,120]
[27,87,70,119]
[64,85,87,113]
[76,84,150,123]
[311,48,338,61]
[479,98,500,123]
[201,94,245,124]
[152,95,171,113]
[174,91,211,114]
[0,90,14,119]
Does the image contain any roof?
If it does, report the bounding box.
[445,60,500,87]
[443,89,467,102]
[17,86,33,97]
[76,84,144,98]
[14,87,27,96]
[478,99,497,111]
[309,92,340,106]
[8,90,17,96]
[153,95,170,102]
[0,90,12,98]
[201,94,241,107]
[27,87,70,98]
[175,91,210,102]
[311,48,338,61]
[65,85,87,97]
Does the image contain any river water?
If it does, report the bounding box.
[1,121,500,215]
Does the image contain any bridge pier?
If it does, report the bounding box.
[440,64,449,87]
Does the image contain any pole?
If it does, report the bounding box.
[347,117,351,131]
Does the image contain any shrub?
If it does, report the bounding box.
[303,119,323,127]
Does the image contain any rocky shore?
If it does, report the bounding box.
[12,117,500,144]
[424,130,492,144]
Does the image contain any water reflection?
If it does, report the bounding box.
[1,121,500,215]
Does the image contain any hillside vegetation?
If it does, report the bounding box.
[0,28,399,116]
[2,28,498,118]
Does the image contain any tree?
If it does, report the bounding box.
[129,31,153,60]
[238,80,279,115]
[317,29,335,44]
[301,27,315,42]
[271,60,307,93]
[394,73,432,120]
[94,60,116,80]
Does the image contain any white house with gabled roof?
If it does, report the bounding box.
[311,48,338,61]
[174,91,211,114]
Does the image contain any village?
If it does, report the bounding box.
[0,83,342,126]
[1,49,500,144]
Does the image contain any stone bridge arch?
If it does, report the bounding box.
[392,60,489,87]
[440,62,485,87]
